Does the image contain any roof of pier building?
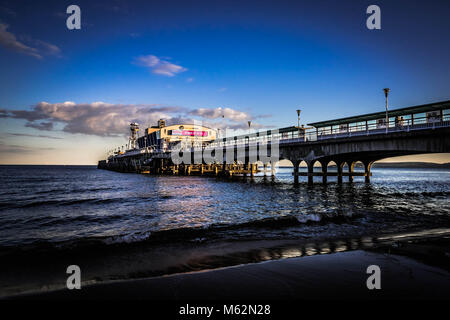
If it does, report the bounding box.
[307,100,450,128]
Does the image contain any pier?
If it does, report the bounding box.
[98,100,450,184]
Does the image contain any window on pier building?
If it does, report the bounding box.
[339,124,348,133]
[367,120,376,130]
[319,126,331,135]
[426,111,442,123]
[356,121,366,131]
[332,125,339,134]
[443,109,450,121]
[400,115,412,126]
[413,112,426,125]
[349,123,358,132]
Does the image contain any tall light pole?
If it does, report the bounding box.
[296,109,301,136]
[383,88,390,132]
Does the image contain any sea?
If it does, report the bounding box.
[0,165,449,296]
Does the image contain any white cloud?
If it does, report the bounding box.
[189,107,249,122]
[135,54,187,77]
[1,102,267,136]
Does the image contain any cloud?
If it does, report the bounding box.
[0,102,186,136]
[0,23,41,58]
[186,77,194,83]
[0,143,33,153]
[33,39,62,57]
[6,133,63,140]
[189,107,250,122]
[0,142,55,154]
[24,121,54,131]
[135,55,187,77]
[0,102,266,136]
[0,23,61,59]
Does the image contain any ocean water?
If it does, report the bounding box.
[0,165,449,248]
[0,165,449,296]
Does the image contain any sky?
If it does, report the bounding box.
[0,0,449,164]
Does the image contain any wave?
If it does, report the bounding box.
[0,197,130,209]
[0,211,361,255]
[374,191,450,199]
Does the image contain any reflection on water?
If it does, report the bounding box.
[0,165,449,248]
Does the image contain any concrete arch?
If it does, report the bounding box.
[327,160,338,172]
[352,161,365,182]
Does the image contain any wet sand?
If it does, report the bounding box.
[11,249,450,300]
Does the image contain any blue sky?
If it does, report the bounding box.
[0,0,449,164]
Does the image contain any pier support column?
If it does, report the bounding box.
[293,161,299,185]
[263,163,267,177]
[363,160,373,183]
[307,161,314,185]
[320,160,328,184]
[270,161,276,179]
[337,161,343,184]
[348,161,354,183]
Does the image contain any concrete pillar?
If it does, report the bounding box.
[337,162,343,184]
[321,161,328,184]
[270,161,276,177]
[348,162,354,183]
[307,161,314,185]
[293,161,299,185]
[364,161,373,183]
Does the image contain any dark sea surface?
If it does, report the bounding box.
[0,165,449,247]
[0,165,449,296]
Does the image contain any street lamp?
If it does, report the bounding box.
[383,88,390,132]
[296,109,301,136]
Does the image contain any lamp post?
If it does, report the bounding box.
[383,88,390,132]
[296,109,301,136]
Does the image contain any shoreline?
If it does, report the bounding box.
[6,233,450,301]
[9,250,450,301]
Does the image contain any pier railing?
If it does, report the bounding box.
[112,115,450,156]
[200,116,450,151]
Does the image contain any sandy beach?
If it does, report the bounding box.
[10,248,449,301]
